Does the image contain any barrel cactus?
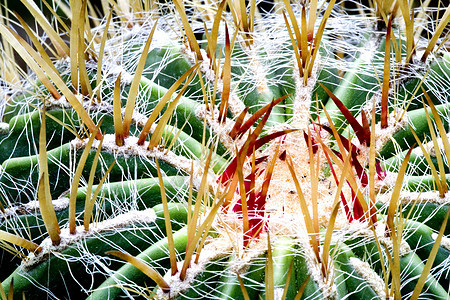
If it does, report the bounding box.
[0,0,449,299]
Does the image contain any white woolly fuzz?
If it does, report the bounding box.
[349,256,391,300]
[46,95,73,109]
[195,104,244,155]
[377,189,450,205]
[155,242,227,299]
[106,65,134,85]
[412,133,450,158]
[274,288,285,300]
[291,53,320,129]
[374,171,401,193]
[180,46,217,85]
[245,46,271,95]
[0,198,70,221]
[432,233,450,251]
[24,208,157,268]
[157,261,207,299]
[373,109,408,154]
[72,134,188,170]
[70,133,218,191]
[0,122,9,134]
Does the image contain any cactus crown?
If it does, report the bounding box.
[1,0,450,299]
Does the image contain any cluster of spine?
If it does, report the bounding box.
[0,0,449,299]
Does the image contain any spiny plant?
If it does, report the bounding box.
[0,0,450,299]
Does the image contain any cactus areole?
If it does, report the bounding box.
[0,0,450,299]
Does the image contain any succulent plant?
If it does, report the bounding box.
[0,0,450,299]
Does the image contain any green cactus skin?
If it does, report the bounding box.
[403,220,450,286]
[213,255,267,299]
[379,100,450,159]
[88,226,190,300]
[0,176,189,243]
[334,244,381,299]
[1,203,189,299]
[0,141,182,203]
[260,236,297,299]
[0,0,450,299]
[320,36,387,130]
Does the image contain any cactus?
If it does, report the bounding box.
[0,0,450,299]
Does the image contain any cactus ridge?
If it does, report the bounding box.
[0,0,450,299]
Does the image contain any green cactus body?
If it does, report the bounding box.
[0,0,450,299]
[2,203,189,298]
